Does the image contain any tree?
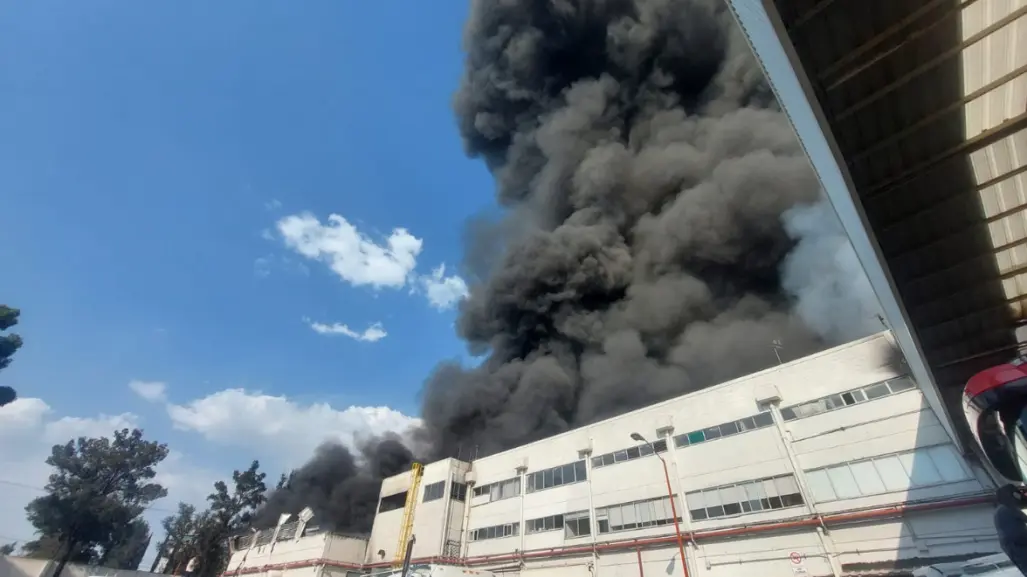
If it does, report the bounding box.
[191,461,267,577]
[0,542,16,555]
[0,305,22,407]
[100,518,151,570]
[152,502,198,574]
[24,428,169,577]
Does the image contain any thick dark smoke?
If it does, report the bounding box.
[417,0,879,459]
[251,0,887,532]
[251,438,413,534]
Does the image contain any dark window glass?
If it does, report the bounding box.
[562,463,575,483]
[780,407,797,421]
[574,460,587,481]
[781,493,803,507]
[627,446,641,459]
[704,426,722,440]
[690,509,707,521]
[602,453,615,466]
[768,496,783,509]
[719,421,739,436]
[592,456,604,468]
[614,450,628,462]
[738,417,756,431]
[674,434,689,448]
[553,465,563,485]
[543,468,554,488]
[706,505,724,518]
[640,444,654,456]
[864,383,889,399]
[598,519,610,533]
[379,491,407,513]
[754,412,774,427]
[841,392,856,406]
[888,377,915,392]
[722,502,742,516]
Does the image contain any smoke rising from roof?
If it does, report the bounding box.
[416,0,882,459]
[251,438,413,533]
[255,0,884,531]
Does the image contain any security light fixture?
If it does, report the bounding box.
[630,432,646,442]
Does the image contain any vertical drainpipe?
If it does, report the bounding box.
[765,400,842,577]
[662,427,696,576]
[460,471,476,559]
[583,442,599,577]
[440,468,453,559]
[517,465,527,561]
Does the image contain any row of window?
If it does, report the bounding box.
[525,510,591,539]
[592,439,668,469]
[526,460,587,493]
[472,477,520,502]
[685,474,804,521]
[469,522,519,541]
[595,495,681,534]
[468,377,917,497]
[672,411,774,448]
[804,445,972,503]
[780,376,915,421]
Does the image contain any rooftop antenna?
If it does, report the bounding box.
[876,314,888,329]
[772,339,784,365]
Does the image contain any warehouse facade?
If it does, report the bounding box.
[362,331,1001,577]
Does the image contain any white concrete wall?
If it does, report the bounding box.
[369,331,1001,577]
[227,532,329,572]
[366,459,471,564]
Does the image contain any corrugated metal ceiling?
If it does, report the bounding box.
[767,0,1027,414]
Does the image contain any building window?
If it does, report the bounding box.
[423,481,445,502]
[450,480,468,502]
[526,461,587,493]
[379,491,407,513]
[672,412,774,449]
[685,475,803,521]
[470,522,519,541]
[592,439,668,469]
[779,376,916,421]
[803,445,972,503]
[471,477,520,502]
[524,511,590,539]
[595,496,681,534]
[564,511,590,538]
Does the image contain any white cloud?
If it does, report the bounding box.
[166,389,419,468]
[277,212,422,289]
[307,319,387,342]
[129,380,167,403]
[420,264,469,310]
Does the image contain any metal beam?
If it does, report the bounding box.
[726,0,963,449]
[833,5,1027,122]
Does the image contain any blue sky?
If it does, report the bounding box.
[0,0,491,549]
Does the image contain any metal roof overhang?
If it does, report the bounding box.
[727,0,1027,447]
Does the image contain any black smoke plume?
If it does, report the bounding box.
[251,438,413,533]
[417,0,881,459]
[250,0,886,532]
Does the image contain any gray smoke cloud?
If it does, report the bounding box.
[416,0,883,459]
[251,438,413,534]
[781,200,884,343]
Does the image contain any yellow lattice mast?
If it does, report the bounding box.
[393,462,424,567]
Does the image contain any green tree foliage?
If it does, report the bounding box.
[24,428,169,577]
[100,518,151,570]
[151,503,197,574]
[0,542,16,555]
[0,304,22,407]
[156,462,267,577]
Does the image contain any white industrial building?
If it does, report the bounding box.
[226,331,1003,577]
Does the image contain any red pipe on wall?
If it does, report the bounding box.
[223,494,992,576]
